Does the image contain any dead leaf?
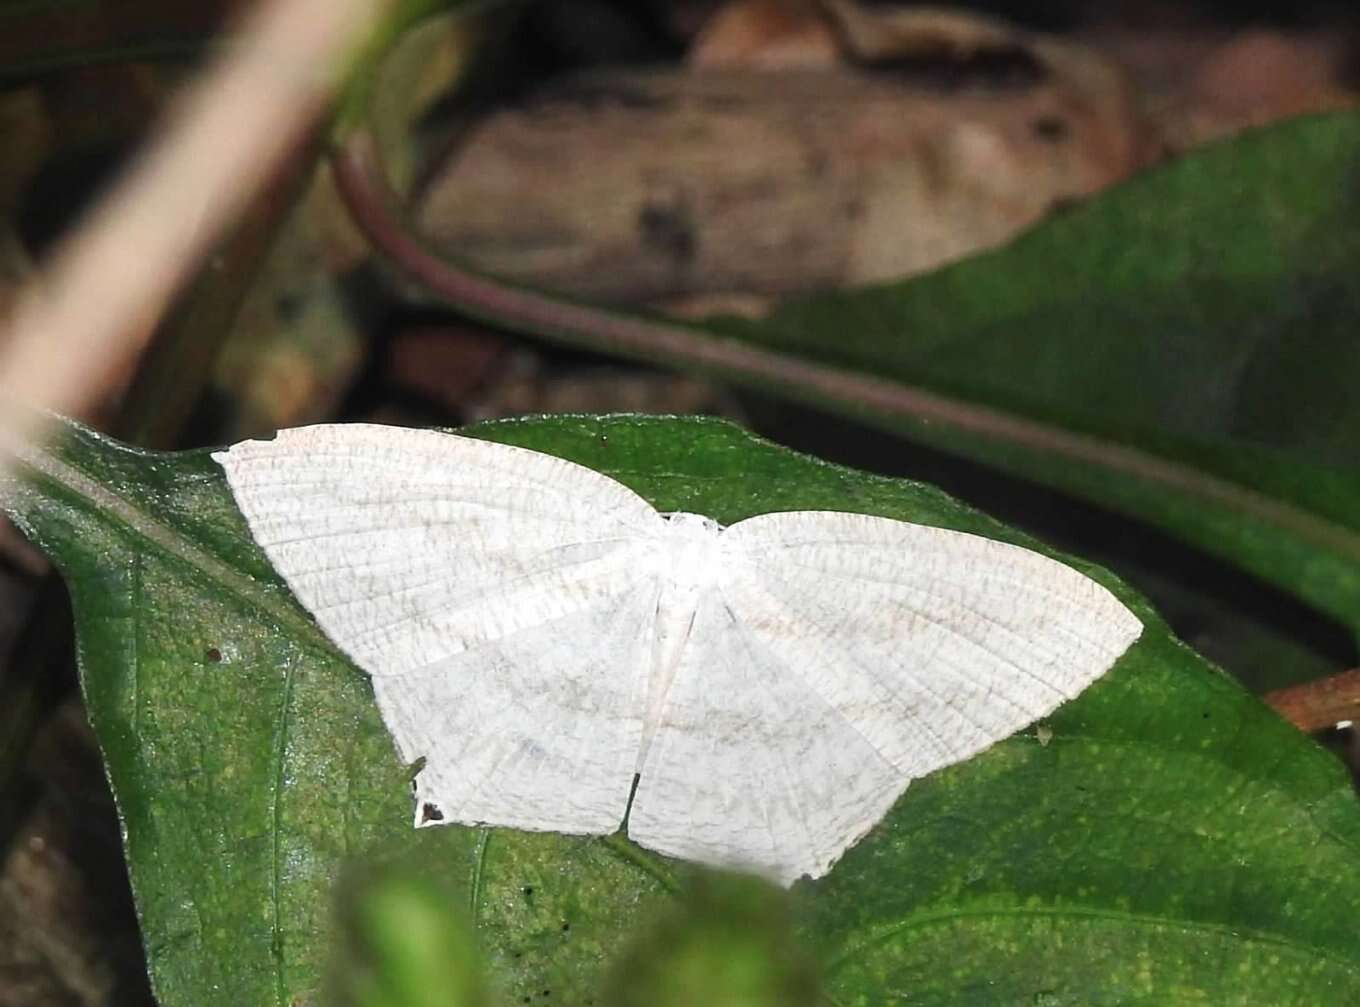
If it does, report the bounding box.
[690,0,837,69]
[820,0,1026,65]
[418,44,1150,304]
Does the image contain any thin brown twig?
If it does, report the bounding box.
[1264,669,1360,734]
[330,128,1360,571]
[331,127,1360,739]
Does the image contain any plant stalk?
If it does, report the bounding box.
[1263,669,1360,734]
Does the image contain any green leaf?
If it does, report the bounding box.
[711,112,1360,631]
[4,414,1359,1005]
[365,113,1360,634]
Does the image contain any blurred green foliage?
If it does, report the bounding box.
[331,865,490,1007]
[603,874,817,1007]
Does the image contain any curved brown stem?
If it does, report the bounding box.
[330,127,1360,570]
[333,127,1360,738]
[1264,669,1360,734]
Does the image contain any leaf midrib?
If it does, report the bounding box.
[824,902,1360,979]
[10,436,321,644]
[13,433,691,960]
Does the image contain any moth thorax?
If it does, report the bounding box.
[659,511,727,590]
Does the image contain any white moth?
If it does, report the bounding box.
[214,423,1142,885]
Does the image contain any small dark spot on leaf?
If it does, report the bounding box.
[1203,711,1211,719]
[542,990,550,997]
[205,647,222,663]
[1031,115,1068,142]
[522,885,534,897]
[521,997,530,1004]
[561,921,570,932]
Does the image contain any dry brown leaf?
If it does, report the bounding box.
[461,362,740,422]
[690,0,837,69]
[1080,23,1360,154]
[418,49,1150,305]
[819,0,1025,64]
[691,0,1033,70]
[1175,30,1358,149]
[383,324,511,411]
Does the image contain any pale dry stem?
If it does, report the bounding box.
[0,0,387,459]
